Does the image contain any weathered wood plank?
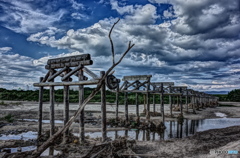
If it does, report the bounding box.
[122,75,152,81]
[61,64,83,81]
[83,67,100,80]
[45,60,93,69]
[33,80,99,87]
[47,54,91,65]
[151,82,174,86]
[47,67,68,82]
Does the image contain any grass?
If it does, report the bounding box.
[0,114,14,123]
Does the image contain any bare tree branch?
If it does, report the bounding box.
[109,18,120,65]
[31,19,134,158]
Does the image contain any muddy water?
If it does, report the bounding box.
[83,115,240,141]
[1,112,240,154]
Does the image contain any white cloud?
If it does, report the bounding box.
[0,47,12,53]
[0,1,66,33]
[25,0,240,92]
[69,0,84,10]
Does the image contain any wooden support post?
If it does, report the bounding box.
[186,91,188,112]
[136,93,139,123]
[169,87,173,117]
[146,77,151,121]
[78,66,85,143]
[160,83,165,123]
[49,72,55,137]
[38,77,44,138]
[124,83,129,124]
[63,69,70,142]
[101,71,107,142]
[192,96,196,114]
[153,94,156,114]
[180,88,183,115]
[136,81,140,123]
[115,85,119,122]
[177,96,179,107]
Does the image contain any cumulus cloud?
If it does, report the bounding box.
[0,47,44,89]
[0,0,66,33]
[24,0,240,92]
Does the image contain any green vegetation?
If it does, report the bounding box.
[227,89,240,102]
[0,114,14,123]
[212,94,228,101]
[0,87,238,103]
[0,87,171,104]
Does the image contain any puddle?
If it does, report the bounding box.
[215,112,227,118]
[1,146,61,156]
[20,119,63,124]
[82,117,240,141]
[0,131,37,140]
[1,146,36,153]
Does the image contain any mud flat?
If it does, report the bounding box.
[0,101,240,157]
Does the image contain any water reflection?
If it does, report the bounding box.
[85,118,240,141]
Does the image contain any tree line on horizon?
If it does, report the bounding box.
[0,88,239,103]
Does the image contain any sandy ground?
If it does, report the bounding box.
[0,101,240,157]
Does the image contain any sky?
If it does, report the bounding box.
[0,0,240,93]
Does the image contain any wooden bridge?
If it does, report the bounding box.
[33,54,218,145]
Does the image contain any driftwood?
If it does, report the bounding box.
[30,19,135,158]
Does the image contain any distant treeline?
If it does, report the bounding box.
[0,88,239,103]
[0,87,168,104]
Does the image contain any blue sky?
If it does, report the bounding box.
[0,0,240,93]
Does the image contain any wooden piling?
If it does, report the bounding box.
[169,87,173,117]
[146,77,151,121]
[38,77,43,138]
[78,66,85,143]
[160,83,165,123]
[124,91,129,124]
[49,71,55,137]
[136,93,139,123]
[115,85,119,122]
[101,71,107,142]
[180,88,183,115]
[153,94,156,113]
[63,68,70,142]
[186,91,188,112]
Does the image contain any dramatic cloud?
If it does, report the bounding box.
[1,0,240,92]
[0,47,44,89]
[0,0,66,33]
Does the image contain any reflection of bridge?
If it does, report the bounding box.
[33,54,218,146]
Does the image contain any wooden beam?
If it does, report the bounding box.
[62,64,83,81]
[47,67,68,82]
[33,80,99,87]
[151,82,174,86]
[47,54,91,65]
[45,60,93,69]
[83,67,100,80]
[122,75,152,81]
[100,71,107,142]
